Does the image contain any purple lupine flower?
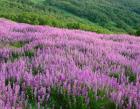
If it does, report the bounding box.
[0,19,140,108]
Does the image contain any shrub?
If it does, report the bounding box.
[67,23,80,29]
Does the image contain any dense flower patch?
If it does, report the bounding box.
[0,19,140,109]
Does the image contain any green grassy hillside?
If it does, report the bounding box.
[0,0,140,35]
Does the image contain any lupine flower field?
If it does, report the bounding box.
[0,19,140,109]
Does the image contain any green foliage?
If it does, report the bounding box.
[129,74,137,83]
[48,87,87,109]
[0,0,140,34]
[10,41,25,48]
[10,52,22,61]
[25,86,116,109]
[125,67,137,83]
[43,0,140,34]
[24,50,34,58]
[47,88,116,109]
[67,22,80,29]
[109,72,120,80]
[93,89,116,109]
[25,86,36,105]
[136,29,140,36]
[10,50,34,62]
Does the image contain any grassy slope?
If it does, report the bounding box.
[0,0,140,34]
[43,0,140,33]
[0,0,113,34]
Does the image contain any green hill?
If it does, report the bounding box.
[0,0,140,34]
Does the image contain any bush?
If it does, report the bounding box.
[67,23,80,29]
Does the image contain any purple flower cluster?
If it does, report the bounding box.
[0,19,140,109]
